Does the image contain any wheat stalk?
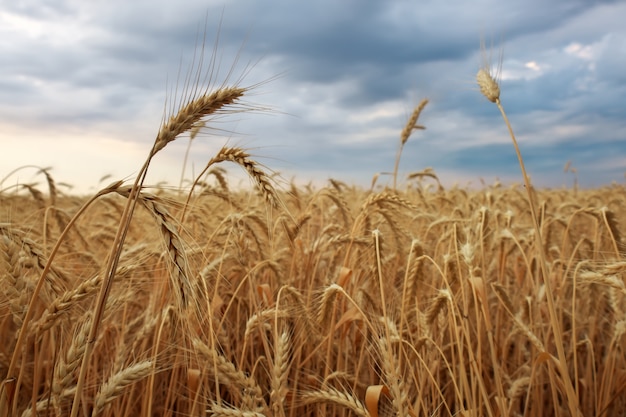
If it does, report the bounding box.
[477,40,581,417]
[394,98,428,190]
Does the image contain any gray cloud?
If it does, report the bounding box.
[1,0,625,193]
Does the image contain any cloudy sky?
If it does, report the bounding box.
[1,0,625,194]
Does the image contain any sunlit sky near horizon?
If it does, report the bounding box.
[1,0,625,194]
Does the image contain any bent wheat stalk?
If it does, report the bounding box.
[69,85,248,417]
[180,146,279,223]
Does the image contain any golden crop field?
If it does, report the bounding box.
[1,63,625,417]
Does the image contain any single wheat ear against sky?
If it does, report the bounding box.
[1,0,625,193]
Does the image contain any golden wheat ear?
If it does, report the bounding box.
[393,99,428,191]
[153,86,247,155]
[476,68,500,103]
[476,35,502,104]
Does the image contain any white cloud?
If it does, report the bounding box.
[565,42,596,60]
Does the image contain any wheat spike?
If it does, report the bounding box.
[154,87,246,154]
[477,68,500,103]
[92,361,153,416]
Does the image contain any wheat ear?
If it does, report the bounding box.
[206,146,278,206]
[301,387,370,417]
[181,146,279,222]
[31,273,102,333]
[270,331,290,417]
[52,314,92,414]
[154,87,246,155]
[1,232,28,327]
[207,404,265,417]
[115,186,193,308]
[393,98,428,190]
[92,361,153,416]
[193,338,265,411]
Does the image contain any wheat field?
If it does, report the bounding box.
[1,60,625,417]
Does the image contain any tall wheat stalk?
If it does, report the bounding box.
[393,99,428,191]
[476,41,582,417]
[68,83,248,417]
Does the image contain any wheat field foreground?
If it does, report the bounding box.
[1,62,626,417]
[2,167,625,417]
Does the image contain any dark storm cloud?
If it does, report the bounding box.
[1,0,625,191]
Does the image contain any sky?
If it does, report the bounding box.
[1,0,625,195]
